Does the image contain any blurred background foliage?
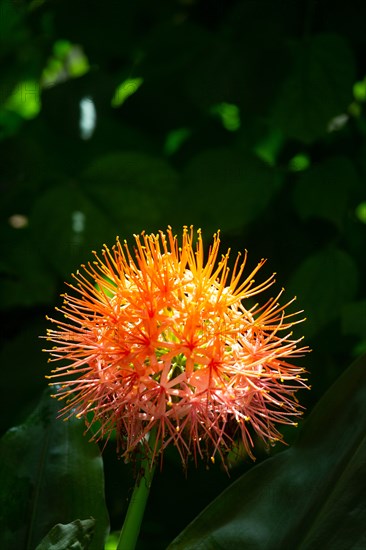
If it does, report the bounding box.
[0,0,365,547]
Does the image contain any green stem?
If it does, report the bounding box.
[116,432,157,550]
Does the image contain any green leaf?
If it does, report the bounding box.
[29,184,117,277]
[168,353,366,549]
[272,33,355,143]
[35,518,95,550]
[0,389,109,550]
[287,247,359,338]
[342,300,366,339]
[0,227,55,309]
[181,148,282,233]
[0,0,27,56]
[293,156,361,229]
[0,322,47,436]
[81,152,179,234]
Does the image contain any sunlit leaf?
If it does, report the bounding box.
[164,127,192,156]
[111,78,143,107]
[355,201,366,224]
[5,80,41,119]
[210,102,241,132]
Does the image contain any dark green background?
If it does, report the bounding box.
[1,1,365,548]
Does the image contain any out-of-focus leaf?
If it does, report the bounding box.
[287,247,358,338]
[168,353,366,550]
[0,227,55,309]
[81,152,179,234]
[181,148,282,233]
[0,0,27,56]
[187,2,291,115]
[0,109,23,139]
[52,2,152,62]
[0,388,109,550]
[136,22,210,132]
[342,300,366,339]
[29,184,117,277]
[35,518,95,550]
[293,156,361,229]
[0,322,46,436]
[0,0,45,120]
[105,532,120,550]
[272,33,355,143]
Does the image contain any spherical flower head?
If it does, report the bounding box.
[44,227,309,469]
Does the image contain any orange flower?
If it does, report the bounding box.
[44,227,309,467]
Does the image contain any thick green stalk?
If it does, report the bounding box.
[116,432,157,550]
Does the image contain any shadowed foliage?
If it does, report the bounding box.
[1,1,365,548]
